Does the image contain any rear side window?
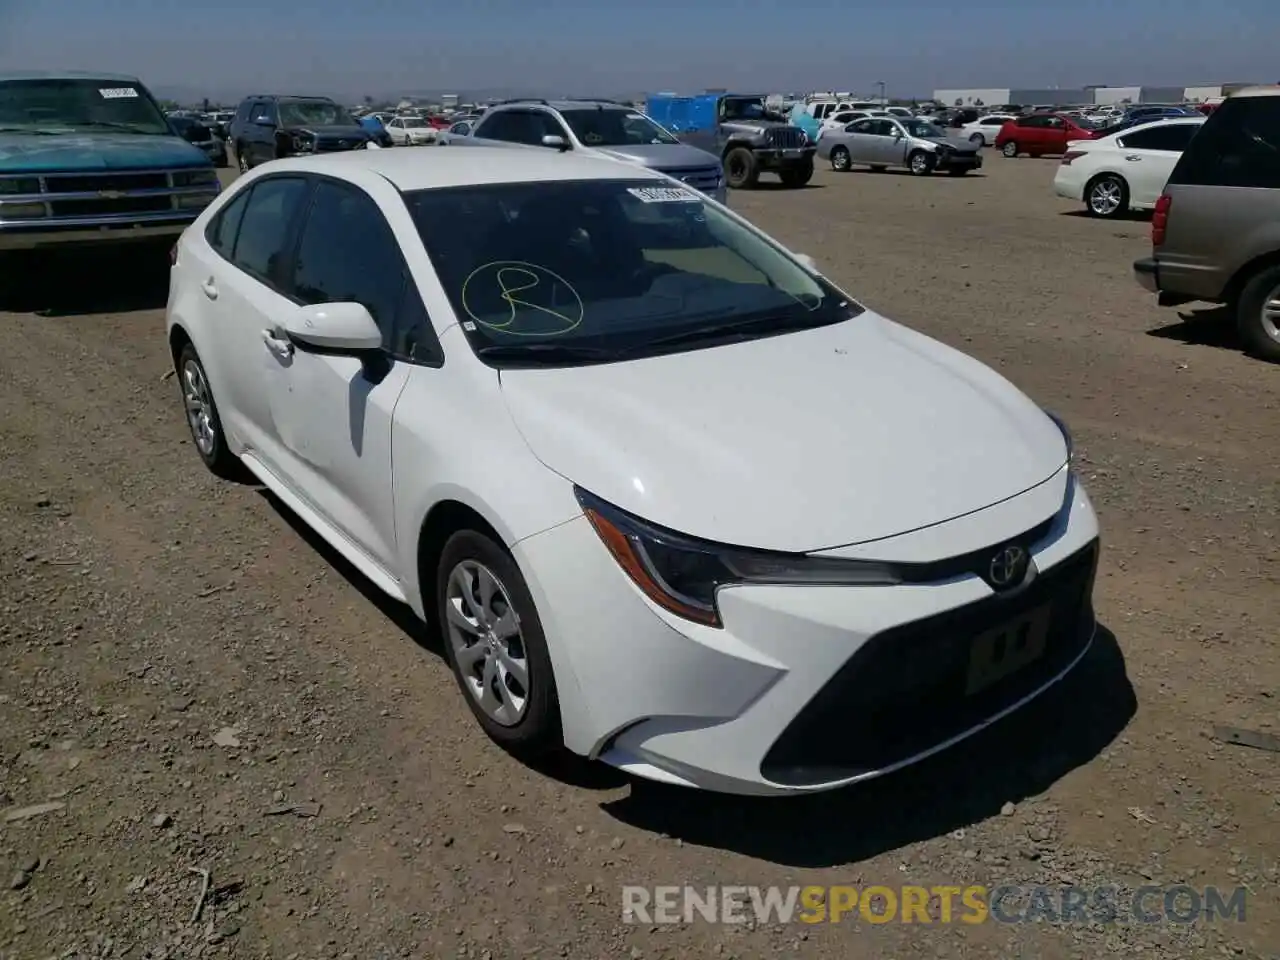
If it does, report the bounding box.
[205,189,250,257]
[232,177,310,289]
[1169,97,1280,188]
[1119,123,1199,152]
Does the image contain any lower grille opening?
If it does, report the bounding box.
[760,540,1099,787]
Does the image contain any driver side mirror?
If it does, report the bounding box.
[541,134,570,151]
[284,302,382,354]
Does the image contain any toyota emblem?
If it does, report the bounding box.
[988,545,1029,589]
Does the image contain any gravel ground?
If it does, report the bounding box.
[1,151,1277,960]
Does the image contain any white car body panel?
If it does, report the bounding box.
[166,148,1100,796]
[1053,117,1205,211]
[959,115,1015,145]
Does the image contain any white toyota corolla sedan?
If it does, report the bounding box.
[166,147,1100,796]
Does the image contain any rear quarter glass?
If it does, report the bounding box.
[1168,95,1280,189]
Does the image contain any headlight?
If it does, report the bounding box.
[291,132,316,152]
[173,169,218,187]
[576,487,899,627]
[1043,409,1073,460]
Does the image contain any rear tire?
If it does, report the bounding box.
[1001,141,1019,158]
[830,146,851,171]
[436,530,562,757]
[1235,264,1280,364]
[1085,174,1128,218]
[723,146,759,189]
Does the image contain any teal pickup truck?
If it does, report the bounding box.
[0,71,220,256]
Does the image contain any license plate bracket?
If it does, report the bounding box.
[783,148,804,158]
[965,604,1052,695]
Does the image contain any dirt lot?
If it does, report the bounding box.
[1,153,1277,960]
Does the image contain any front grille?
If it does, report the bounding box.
[43,172,169,193]
[760,540,1099,786]
[659,165,722,193]
[49,196,173,217]
[764,127,806,149]
[315,139,361,152]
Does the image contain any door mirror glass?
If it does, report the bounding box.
[541,134,569,150]
[284,302,382,353]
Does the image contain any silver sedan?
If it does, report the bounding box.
[817,117,983,176]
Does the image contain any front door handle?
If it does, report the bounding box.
[261,329,294,357]
[1124,155,1142,161]
[201,278,218,299]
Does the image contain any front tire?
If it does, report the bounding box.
[236,144,251,173]
[830,146,851,171]
[723,146,759,189]
[1085,174,1128,218]
[908,150,934,176]
[437,530,562,757]
[176,343,239,478]
[1235,264,1280,363]
[1001,141,1019,158]
[779,159,814,187]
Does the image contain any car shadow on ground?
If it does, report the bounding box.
[252,487,633,792]
[748,181,825,191]
[1058,209,1150,222]
[832,169,986,179]
[0,246,171,316]
[600,625,1135,868]
[1147,306,1240,351]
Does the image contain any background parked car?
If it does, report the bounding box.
[818,116,982,176]
[230,95,372,172]
[959,114,1015,146]
[169,115,228,167]
[1054,117,1204,218]
[819,109,886,135]
[996,113,1098,157]
[386,116,437,145]
[1133,86,1280,362]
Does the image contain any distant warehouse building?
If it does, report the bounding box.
[933,84,1260,107]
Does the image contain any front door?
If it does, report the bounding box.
[262,177,416,571]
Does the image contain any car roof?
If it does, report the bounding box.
[0,70,141,82]
[1231,85,1280,98]
[264,147,669,191]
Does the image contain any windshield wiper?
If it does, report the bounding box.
[70,120,153,133]
[0,125,65,135]
[636,313,837,351]
[476,343,624,365]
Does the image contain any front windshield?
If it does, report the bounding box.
[406,179,861,367]
[0,78,171,134]
[277,100,355,127]
[902,119,946,138]
[559,109,678,146]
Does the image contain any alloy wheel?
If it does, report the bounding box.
[1262,284,1280,344]
[1089,179,1123,216]
[832,148,850,171]
[444,560,529,727]
[181,359,217,457]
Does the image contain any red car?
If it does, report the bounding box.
[995,113,1098,158]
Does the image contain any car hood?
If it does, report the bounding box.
[0,132,210,172]
[295,125,368,140]
[594,142,722,169]
[924,136,981,152]
[499,312,1068,552]
[719,119,791,136]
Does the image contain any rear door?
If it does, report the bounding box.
[1114,122,1201,207]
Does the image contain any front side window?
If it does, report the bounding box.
[291,180,404,342]
[406,179,860,367]
[902,119,944,138]
[559,109,678,146]
[277,100,354,127]
[0,77,171,134]
[231,177,310,289]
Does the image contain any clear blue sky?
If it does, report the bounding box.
[0,0,1275,101]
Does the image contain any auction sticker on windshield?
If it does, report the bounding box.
[627,186,700,204]
[98,87,138,99]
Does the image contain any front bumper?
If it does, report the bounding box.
[937,151,982,170]
[515,470,1100,795]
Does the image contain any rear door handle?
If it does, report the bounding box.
[1124,155,1142,161]
[201,278,218,299]
[261,329,294,357]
